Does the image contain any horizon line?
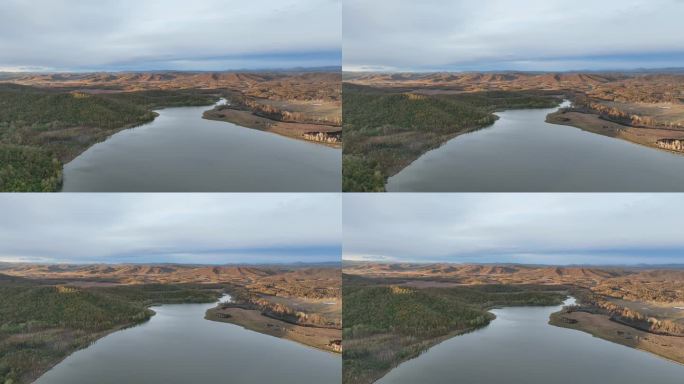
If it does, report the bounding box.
[342,67,684,74]
[0,260,342,266]
[341,260,684,268]
[0,66,343,75]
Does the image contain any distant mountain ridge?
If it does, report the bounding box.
[0,262,341,286]
[343,262,684,290]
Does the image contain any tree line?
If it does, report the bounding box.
[0,279,219,384]
[342,275,566,384]
[0,83,218,192]
[342,84,561,192]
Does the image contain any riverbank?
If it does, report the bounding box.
[341,84,561,191]
[0,84,218,192]
[0,280,220,384]
[27,294,226,384]
[342,277,566,384]
[0,114,157,193]
[549,308,684,365]
[32,295,341,384]
[355,298,575,384]
[205,305,342,354]
[546,109,684,155]
[19,317,151,384]
[351,323,486,384]
[203,107,342,148]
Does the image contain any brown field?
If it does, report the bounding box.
[601,101,684,126]
[606,298,684,326]
[262,295,342,324]
[258,98,341,122]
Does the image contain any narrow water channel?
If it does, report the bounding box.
[34,295,341,384]
[62,100,341,192]
[387,102,684,192]
[377,298,684,384]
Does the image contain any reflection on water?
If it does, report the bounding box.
[387,103,684,191]
[35,296,340,384]
[378,298,684,384]
[62,100,341,192]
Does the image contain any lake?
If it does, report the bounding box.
[386,102,684,191]
[62,100,341,192]
[377,298,684,384]
[34,296,341,384]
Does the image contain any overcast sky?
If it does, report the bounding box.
[343,0,684,72]
[343,194,684,265]
[0,0,340,72]
[0,194,341,264]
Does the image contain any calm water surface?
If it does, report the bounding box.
[35,296,340,384]
[387,102,684,191]
[378,298,684,384]
[62,100,341,191]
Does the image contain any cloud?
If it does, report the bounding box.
[0,0,341,71]
[0,194,341,264]
[343,194,684,265]
[343,0,684,71]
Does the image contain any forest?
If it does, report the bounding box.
[0,275,219,384]
[342,275,566,384]
[0,83,217,192]
[342,84,560,191]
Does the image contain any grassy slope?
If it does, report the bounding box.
[0,84,217,192]
[342,276,566,384]
[342,84,560,191]
[0,278,219,384]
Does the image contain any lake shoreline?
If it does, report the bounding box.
[549,306,684,366]
[546,109,684,156]
[61,99,341,192]
[364,324,484,384]
[205,305,342,354]
[366,298,569,384]
[59,100,220,192]
[27,314,153,384]
[385,123,492,180]
[203,107,342,148]
[383,103,564,191]
[30,296,220,384]
[385,98,684,192]
[49,114,159,192]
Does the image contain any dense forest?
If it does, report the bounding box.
[0,83,218,192]
[0,276,219,384]
[342,84,560,191]
[342,275,566,384]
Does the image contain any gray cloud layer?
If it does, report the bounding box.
[343,0,684,71]
[0,0,340,71]
[343,194,684,265]
[0,194,341,264]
